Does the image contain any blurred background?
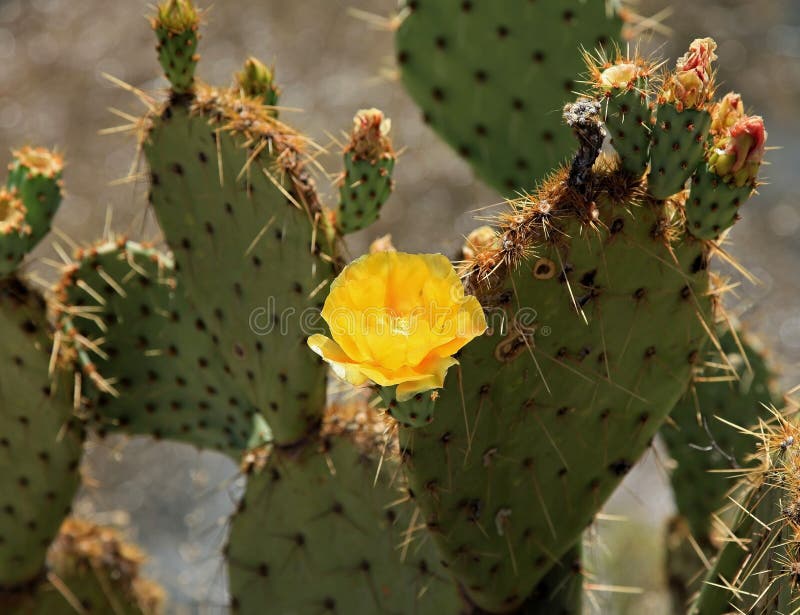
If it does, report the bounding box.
[0,0,798,612]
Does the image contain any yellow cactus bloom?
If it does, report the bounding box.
[308,252,487,401]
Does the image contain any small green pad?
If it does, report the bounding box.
[227,416,467,614]
[143,86,336,445]
[55,240,268,459]
[337,110,396,234]
[0,277,82,589]
[395,0,623,193]
[603,84,652,177]
[397,167,714,611]
[151,0,200,94]
[0,148,64,277]
[379,385,436,428]
[686,163,753,240]
[647,106,711,199]
[235,57,280,114]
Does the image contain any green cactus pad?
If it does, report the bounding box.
[142,85,337,445]
[226,407,467,614]
[603,84,652,177]
[0,148,64,277]
[379,386,437,428]
[662,327,779,543]
[6,518,165,615]
[396,165,715,611]
[395,0,623,193]
[55,239,268,458]
[0,277,82,589]
[337,109,396,234]
[686,165,753,240]
[518,545,583,615]
[647,106,711,199]
[235,57,280,113]
[151,0,200,94]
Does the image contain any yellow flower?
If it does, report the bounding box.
[308,252,487,401]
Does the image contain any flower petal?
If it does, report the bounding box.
[307,334,369,387]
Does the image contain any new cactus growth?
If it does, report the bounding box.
[647,38,717,199]
[687,111,767,239]
[585,51,654,177]
[151,0,201,95]
[336,109,396,234]
[235,57,280,113]
[0,148,63,276]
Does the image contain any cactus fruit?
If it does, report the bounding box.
[647,38,717,199]
[584,51,654,177]
[336,109,396,234]
[395,0,624,193]
[151,0,201,94]
[0,148,64,276]
[8,518,165,615]
[0,277,83,590]
[54,239,269,458]
[226,402,467,614]
[235,57,280,113]
[142,84,337,446]
[686,112,767,239]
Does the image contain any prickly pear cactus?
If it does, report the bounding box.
[142,79,337,446]
[0,277,83,592]
[395,0,624,193]
[227,402,466,614]
[337,109,396,234]
[151,0,200,95]
[1,148,63,276]
[54,239,269,458]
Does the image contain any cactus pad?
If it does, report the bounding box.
[55,239,268,458]
[0,148,64,276]
[235,57,280,113]
[226,403,467,614]
[151,0,200,94]
[0,277,82,589]
[648,107,711,199]
[142,85,337,445]
[337,109,396,234]
[395,0,624,193]
[394,164,715,610]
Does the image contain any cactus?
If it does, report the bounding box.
[227,401,466,614]
[647,38,717,199]
[394,0,624,193]
[54,239,269,458]
[336,109,396,234]
[235,57,281,112]
[0,148,63,276]
[661,326,781,610]
[0,1,781,613]
[8,518,164,615]
[688,402,800,615]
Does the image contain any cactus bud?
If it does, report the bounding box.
[236,56,280,112]
[708,115,767,187]
[710,92,744,135]
[664,37,717,110]
[600,62,638,89]
[151,0,201,95]
[347,108,393,161]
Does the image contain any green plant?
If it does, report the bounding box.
[0,1,784,613]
